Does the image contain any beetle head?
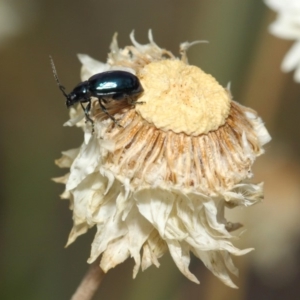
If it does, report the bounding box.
[66,82,89,107]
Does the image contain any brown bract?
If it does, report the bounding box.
[97,100,264,197]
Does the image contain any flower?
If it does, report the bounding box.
[54,31,271,288]
[265,0,300,82]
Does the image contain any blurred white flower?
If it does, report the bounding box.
[0,0,38,47]
[54,31,271,288]
[265,0,300,81]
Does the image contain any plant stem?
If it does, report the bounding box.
[71,259,105,300]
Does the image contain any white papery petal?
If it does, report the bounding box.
[265,0,283,10]
[125,207,153,277]
[66,137,100,191]
[55,148,80,168]
[203,200,230,236]
[281,41,300,72]
[194,250,238,288]
[141,230,166,270]
[63,107,85,127]
[142,243,158,269]
[100,237,130,272]
[89,212,127,263]
[136,189,175,238]
[245,112,272,147]
[265,0,300,81]
[129,30,158,52]
[167,240,200,284]
[269,15,300,39]
[265,0,300,16]
[294,64,300,82]
[78,54,110,80]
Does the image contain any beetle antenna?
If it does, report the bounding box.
[49,55,69,98]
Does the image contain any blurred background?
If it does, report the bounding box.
[1,0,300,299]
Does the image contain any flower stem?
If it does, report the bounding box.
[71,259,105,300]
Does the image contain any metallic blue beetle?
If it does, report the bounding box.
[50,56,143,126]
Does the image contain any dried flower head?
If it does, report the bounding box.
[265,0,300,81]
[54,31,271,288]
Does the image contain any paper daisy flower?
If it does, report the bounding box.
[265,0,300,82]
[54,31,271,288]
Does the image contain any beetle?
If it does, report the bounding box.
[50,56,144,127]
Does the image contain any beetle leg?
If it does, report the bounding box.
[99,98,122,127]
[130,99,145,105]
[80,100,95,132]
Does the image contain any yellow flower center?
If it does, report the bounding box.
[136,60,231,135]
